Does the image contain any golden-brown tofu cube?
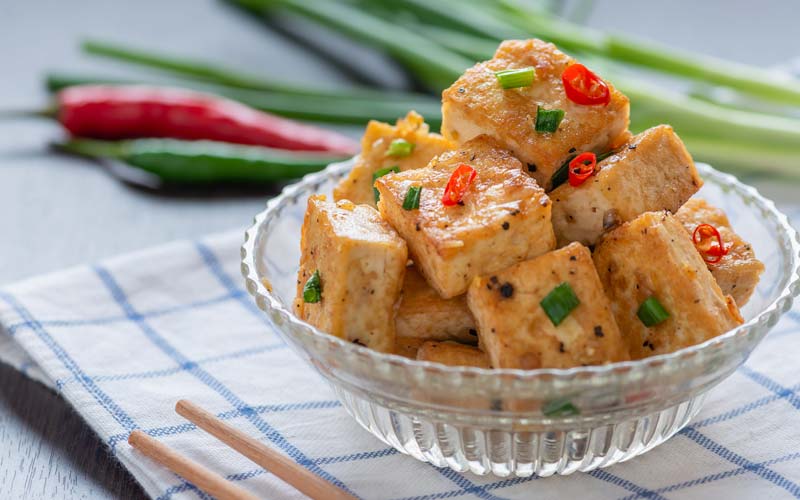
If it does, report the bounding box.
[394,336,427,359]
[593,211,743,360]
[416,341,491,368]
[396,267,477,344]
[442,39,630,190]
[294,195,408,352]
[467,243,629,369]
[551,125,702,246]
[375,135,555,298]
[333,111,454,206]
[675,198,764,306]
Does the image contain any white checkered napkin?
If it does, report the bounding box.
[2,228,800,500]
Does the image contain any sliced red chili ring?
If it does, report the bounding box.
[567,152,597,187]
[692,223,729,264]
[561,64,611,106]
[442,163,477,206]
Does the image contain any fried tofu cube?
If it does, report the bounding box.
[416,341,491,368]
[551,125,702,246]
[467,243,629,369]
[394,336,427,359]
[294,195,407,352]
[593,211,743,360]
[442,39,630,190]
[333,111,454,206]
[675,198,764,306]
[396,267,477,344]
[375,135,555,298]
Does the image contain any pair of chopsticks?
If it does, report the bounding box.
[128,400,357,500]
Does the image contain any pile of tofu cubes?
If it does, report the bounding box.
[293,40,763,370]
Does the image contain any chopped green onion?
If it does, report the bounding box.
[540,282,580,326]
[402,186,422,210]
[550,157,571,189]
[637,296,670,327]
[494,67,536,89]
[372,165,400,202]
[386,138,415,157]
[596,150,615,162]
[535,107,565,133]
[542,398,580,417]
[303,270,322,303]
[551,149,615,189]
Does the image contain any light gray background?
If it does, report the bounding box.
[0,0,797,498]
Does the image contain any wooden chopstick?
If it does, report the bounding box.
[176,399,358,500]
[128,430,259,500]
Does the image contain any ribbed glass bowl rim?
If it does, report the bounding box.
[241,159,800,384]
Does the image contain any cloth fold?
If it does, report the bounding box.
[2,229,800,500]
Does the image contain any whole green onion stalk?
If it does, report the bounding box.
[401,0,800,106]
[68,2,800,176]
[236,0,800,175]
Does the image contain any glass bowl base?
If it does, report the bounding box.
[333,383,705,477]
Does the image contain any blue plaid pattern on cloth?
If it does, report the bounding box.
[1,208,800,499]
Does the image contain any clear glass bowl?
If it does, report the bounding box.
[241,159,800,477]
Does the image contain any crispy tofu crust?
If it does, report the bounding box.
[551,125,702,246]
[376,135,555,298]
[467,243,629,369]
[442,39,630,189]
[394,336,427,359]
[396,267,477,343]
[593,211,743,360]
[675,198,764,306]
[416,341,491,368]
[333,111,454,206]
[294,195,408,352]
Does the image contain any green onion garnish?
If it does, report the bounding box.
[402,186,422,210]
[540,282,580,326]
[550,159,571,189]
[637,296,670,327]
[535,107,565,133]
[372,165,400,203]
[542,398,580,417]
[302,270,322,303]
[386,138,415,157]
[596,150,615,162]
[551,149,614,189]
[494,67,536,89]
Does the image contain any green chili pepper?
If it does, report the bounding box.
[58,138,348,184]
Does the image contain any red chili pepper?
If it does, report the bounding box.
[55,85,359,155]
[561,64,611,106]
[442,163,477,206]
[692,224,729,264]
[568,152,597,187]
